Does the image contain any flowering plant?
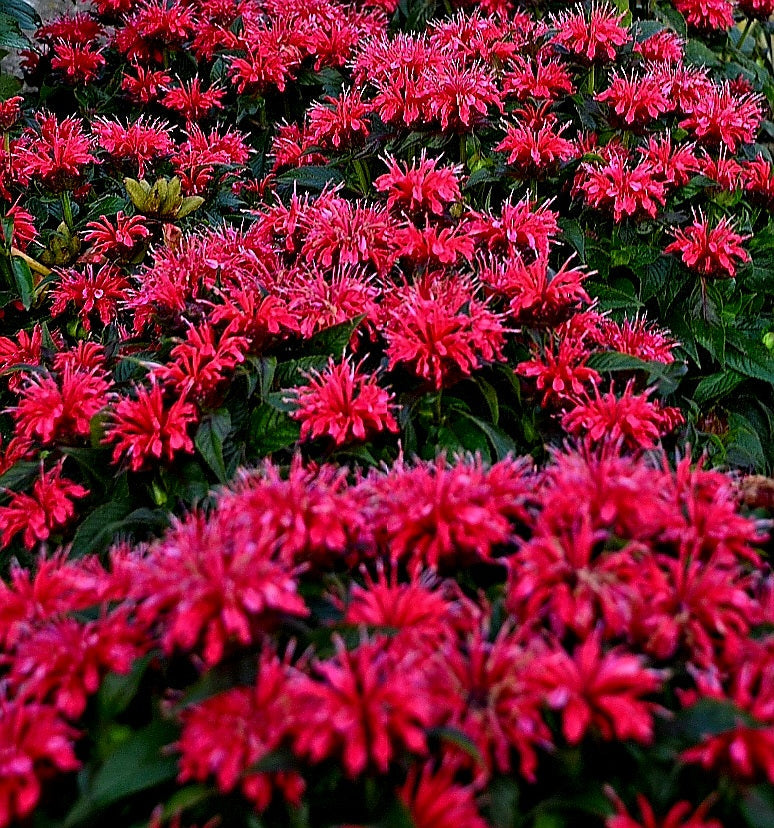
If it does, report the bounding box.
[0,0,773,824]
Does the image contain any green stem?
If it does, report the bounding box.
[459,134,468,168]
[434,390,443,429]
[737,18,754,52]
[352,158,370,195]
[60,190,74,231]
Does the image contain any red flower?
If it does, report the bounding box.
[470,196,559,260]
[0,326,42,392]
[375,153,462,216]
[480,253,591,327]
[307,89,372,150]
[398,762,489,828]
[682,725,774,785]
[6,611,146,719]
[596,316,678,364]
[288,357,398,446]
[742,157,774,209]
[382,273,506,390]
[84,212,150,261]
[0,697,79,828]
[606,792,722,828]
[0,462,88,550]
[50,43,106,85]
[497,117,577,178]
[0,96,23,132]
[121,507,308,665]
[360,455,532,572]
[103,381,198,472]
[424,63,503,132]
[121,65,172,104]
[562,382,684,450]
[596,72,675,127]
[633,31,685,63]
[50,264,131,329]
[503,55,575,101]
[162,76,226,122]
[575,156,666,222]
[679,84,763,152]
[291,637,435,776]
[665,213,750,279]
[427,625,551,782]
[673,0,734,29]
[12,365,110,446]
[517,337,601,407]
[177,650,304,810]
[19,114,97,192]
[151,321,248,406]
[550,3,630,63]
[3,203,38,251]
[114,0,195,63]
[507,509,640,640]
[532,634,663,745]
[93,116,174,178]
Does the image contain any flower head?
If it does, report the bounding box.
[288,357,398,446]
[665,214,750,279]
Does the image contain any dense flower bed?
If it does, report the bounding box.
[0,0,774,823]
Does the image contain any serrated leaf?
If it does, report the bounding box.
[274,355,329,387]
[0,460,39,494]
[558,218,585,263]
[726,347,774,384]
[195,410,232,482]
[693,370,745,406]
[249,403,300,455]
[306,315,365,356]
[458,412,516,460]
[684,39,722,67]
[70,500,134,558]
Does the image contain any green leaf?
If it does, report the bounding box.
[249,403,300,455]
[587,352,686,395]
[726,412,767,470]
[457,412,516,460]
[487,776,520,828]
[586,281,643,311]
[98,655,153,719]
[274,354,329,387]
[11,256,34,310]
[307,315,365,356]
[693,370,745,406]
[276,165,345,192]
[725,347,774,384]
[558,218,585,263]
[0,460,39,494]
[742,787,774,828]
[476,376,500,425]
[194,410,232,483]
[684,39,722,67]
[429,727,485,768]
[69,500,134,558]
[64,720,179,827]
[674,698,747,743]
[248,746,301,774]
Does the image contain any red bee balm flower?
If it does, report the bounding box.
[0,462,88,550]
[103,381,198,471]
[532,634,663,744]
[0,697,79,828]
[550,3,630,63]
[665,214,750,279]
[289,357,398,446]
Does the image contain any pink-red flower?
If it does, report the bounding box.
[288,357,398,446]
[550,3,630,63]
[0,697,79,828]
[665,214,750,280]
[375,153,462,216]
[531,634,663,745]
[398,762,489,828]
[0,462,88,550]
[103,381,198,472]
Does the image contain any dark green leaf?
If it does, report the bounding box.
[693,370,745,406]
[98,655,153,719]
[249,403,300,455]
[558,218,585,263]
[742,787,774,828]
[457,412,517,460]
[684,39,722,67]
[11,256,34,310]
[726,347,774,384]
[307,315,365,356]
[0,460,39,494]
[487,776,520,828]
[276,165,345,192]
[195,410,232,483]
[70,500,134,558]
[64,720,179,827]
[274,355,329,387]
[674,698,747,742]
[726,412,767,470]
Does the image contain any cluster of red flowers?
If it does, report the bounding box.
[0,0,772,822]
[0,441,769,826]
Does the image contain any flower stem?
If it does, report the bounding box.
[60,191,74,232]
